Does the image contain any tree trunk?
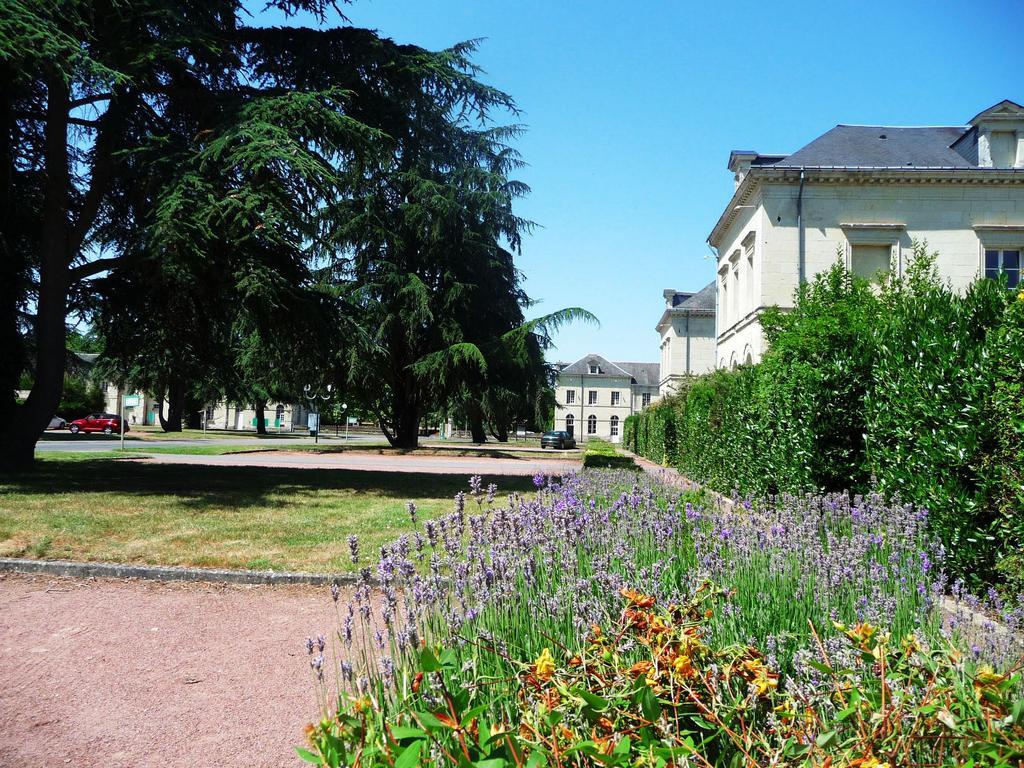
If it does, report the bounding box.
[158,378,184,432]
[468,410,487,444]
[254,400,267,435]
[385,376,420,449]
[0,74,71,472]
[493,424,509,443]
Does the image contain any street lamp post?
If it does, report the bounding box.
[341,403,349,440]
[303,383,333,445]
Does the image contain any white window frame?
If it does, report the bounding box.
[841,223,904,279]
[565,389,575,404]
[742,231,756,311]
[984,248,1021,287]
[611,391,620,406]
[976,227,1024,288]
[586,414,597,435]
[610,415,619,437]
[641,392,651,408]
[588,390,598,405]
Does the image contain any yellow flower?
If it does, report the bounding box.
[533,647,556,681]
[742,658,778,696]
[861,757,891,768]
[672,653,696,680]
[1017,289,1024,302]
[975,664,1004,687]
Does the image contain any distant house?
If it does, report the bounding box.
[553,355,659,443]
[709,98,1024,367]
[656,282,716,396]
[97,380,302,431]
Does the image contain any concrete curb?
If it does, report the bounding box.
[0,557,359,586]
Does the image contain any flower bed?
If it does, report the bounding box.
[299,471,1024,766]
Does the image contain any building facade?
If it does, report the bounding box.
[656,282,716,396]
[100,382,302,431]
[553,355,659,443]
[709,99,1024,367]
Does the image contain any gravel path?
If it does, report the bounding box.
[0,573,342,767]
[137,450,581,475]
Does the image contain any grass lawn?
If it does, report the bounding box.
[0,458,533,572]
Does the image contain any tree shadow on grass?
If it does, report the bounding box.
[1,459,537,511]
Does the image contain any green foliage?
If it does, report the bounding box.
[625,245,1024,588]
[866,249,1011,580]
[990,295,1024,594]
[581,439,636,470]
[304,587,1024,767]
[57,374,104,420]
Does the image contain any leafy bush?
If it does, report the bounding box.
[582,439,637,470]
[866,253,1011,581]
[58,374,105,420]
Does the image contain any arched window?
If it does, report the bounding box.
[565,414,574,437]
[587,415,597,435]
[610,415,619,437]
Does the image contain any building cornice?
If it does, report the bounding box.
[708,166,1024,248]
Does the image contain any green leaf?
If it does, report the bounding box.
[420,646,442,673]
[390,726,428,741]
[295,747,322,764]
[574,688,611,712]
[395,740,422,768]
[815,730,837,748]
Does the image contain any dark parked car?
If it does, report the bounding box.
[69,413,128,435]
[541,430,576,449]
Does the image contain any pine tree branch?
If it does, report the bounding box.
[68,256,122,282]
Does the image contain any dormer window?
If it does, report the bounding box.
[589,364,599,374]
[965,99,1024,168]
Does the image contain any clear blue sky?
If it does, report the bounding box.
[262,0,1022,363]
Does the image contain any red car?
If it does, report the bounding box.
[69,413,129,435]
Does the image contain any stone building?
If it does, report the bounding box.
[656,282,716,396]
[709,98,1024,367]
[553,355,659,443]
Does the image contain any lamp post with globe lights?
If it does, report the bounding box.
[303,383,333,445]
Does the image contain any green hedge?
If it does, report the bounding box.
[625,246,1024,587]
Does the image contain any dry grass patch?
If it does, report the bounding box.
[0,458,533,572]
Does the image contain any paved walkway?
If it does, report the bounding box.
[0,573,341,767]
[136,450,581,476]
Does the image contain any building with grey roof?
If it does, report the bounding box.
[553,354,660,443]
[709,99,1024,367]
[656,281,716,395]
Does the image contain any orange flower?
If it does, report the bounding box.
[628,660,654,678]
[620,587,656,608]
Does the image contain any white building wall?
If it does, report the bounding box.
[659,314,716,394]
[716,179,1024,365]
[554,375,657,443]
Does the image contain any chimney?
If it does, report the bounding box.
[727,151,759,188]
